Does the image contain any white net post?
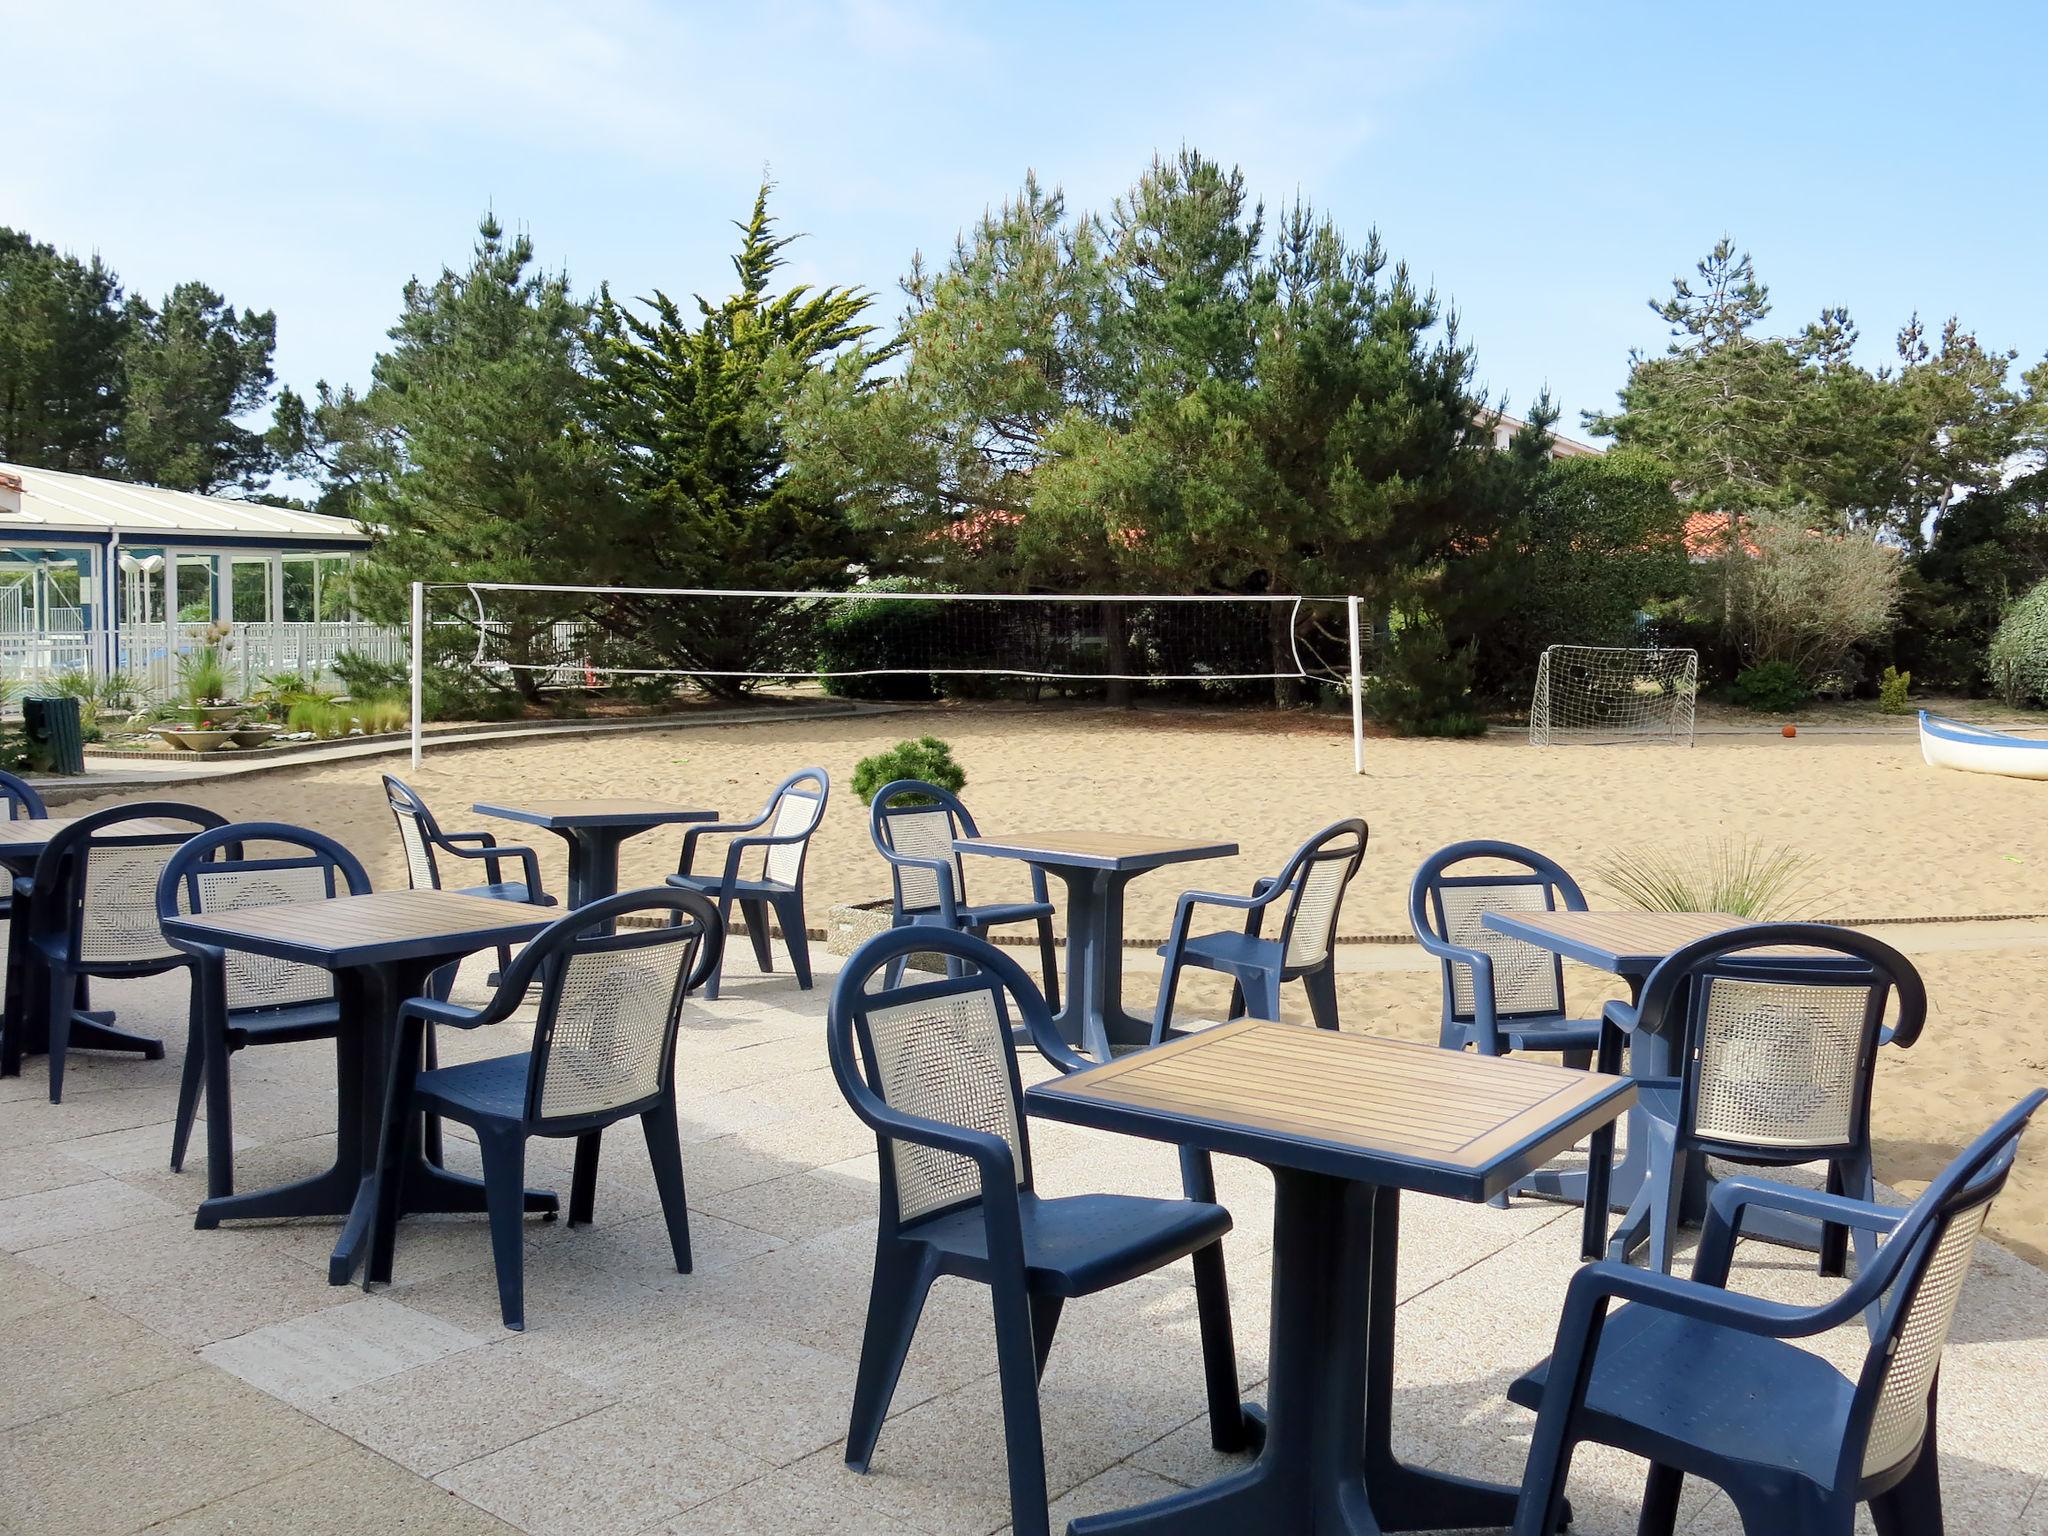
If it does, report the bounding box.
[1528,645,1698,747]
[1348,595,1364,775]
[409,580,423,770]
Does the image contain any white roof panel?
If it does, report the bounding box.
[0,462,371,545]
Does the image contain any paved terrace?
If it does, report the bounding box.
[3,950,2045,1536]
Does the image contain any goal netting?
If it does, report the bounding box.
[421,583,1359,690]
[1529,645,1698,747]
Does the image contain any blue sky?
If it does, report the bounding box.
[9,1,2045,442]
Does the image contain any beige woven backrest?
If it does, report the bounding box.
[1283,857,1352,967]
[1692,975,1877,1148]
[536,940,694,1120]
[1861,1200,1991,1476]
[193,866,335,1010]
[1437,881,1565,1018]
[762,791,822,886]
[78,843,183,964]
[884,807,961,913]
[392,806,438,891]
[863,987,1024,1222]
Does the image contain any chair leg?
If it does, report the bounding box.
[1871,1403,1943,1536]
[45,964,73,1103]
[1302,965,1340,1031]
[1242,968,1283,1023]
[1176,1146,1249,1452]
[170,983,205,1173]
[741,898,775,975]
[1649,1146,1689,1276]
[845,1242,940,1472]
[475,1128,530,1331]
[1029,1293,1064,1379]
[1561,1047,1592,1071]
[990,1271,1053,1536]
[641,1100,692,1272]
[1637,1463,1683,1536]
[1150,952,1187,1047]
[773,894,813,990]
[569,1130,603,1226]
[1033,912,1060,1013]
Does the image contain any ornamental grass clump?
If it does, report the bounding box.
[1594,838,1827,920]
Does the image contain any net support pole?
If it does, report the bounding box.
[1347,595,1364,775]
[409,580,423,770]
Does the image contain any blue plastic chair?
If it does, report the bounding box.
[24,801,227,1101]
[868,779,1060,1008]
[1408,840,1601,1064]
[387,886,723,1330]
[1509,1090,2044,1536]
[829,925,1247,1536]
[668,767,828,999]
[1150,818,1367,1043]
[383,773,553,995]
[0,768,47,822]
[1586,923,1927,1276]
[157,824,368,1198]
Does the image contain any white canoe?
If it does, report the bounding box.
[1918,710,2048,780]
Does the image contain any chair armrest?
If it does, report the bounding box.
[1692,1176,1905,1286]
[397,995,494,1031]
[1601,997,1644,1034]
[1411,932,1508,1051]
[677,812,773,876]
[874,845,960,921]
[840,1085,1019,1183]
[1561,1258,1822,1337]
[437,838,545,899]
[439,831,499,849]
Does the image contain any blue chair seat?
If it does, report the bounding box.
[1510,1302,1854,1489]
[1496,1015,1604,1054]
[668,871,794,900]
[460,880,542,905]
[1155,929,1284,974]
[226,999,342,1049]
[410,1053,533,1124]
[906,1190,1232,1297]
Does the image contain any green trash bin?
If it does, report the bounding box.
[22,695,85,775]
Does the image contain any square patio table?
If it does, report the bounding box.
[474,798,718,908]
[163,889,559,1285]
[957,831,1236,1062]
[1477,908,1874,1255]
[0,814,172,1077]
[1027,1018,1633,1535]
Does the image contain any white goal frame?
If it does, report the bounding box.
[1528,644,1698,747]
[410,582,1370,773]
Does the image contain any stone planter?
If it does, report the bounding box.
[825,900,944,974]
[228,724,284,749]
[151,726,237,753]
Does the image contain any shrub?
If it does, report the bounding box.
[1364,626,1488,738]
[1730,660,1810,712]
[1594,838,1825,919]
[852,736,966,805]
[816,581,948,701]
[1987,577,2048,706]
[1718,508,1901,686]
[330,648,408,698]
[1877,666,1912,715]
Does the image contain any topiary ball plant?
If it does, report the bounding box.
[852,736,967,805]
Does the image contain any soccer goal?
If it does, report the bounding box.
[408,582,1372,771]
[1528,645,1698,747]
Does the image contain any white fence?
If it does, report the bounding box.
[0,621,407,700]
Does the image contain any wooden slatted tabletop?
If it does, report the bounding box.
[1029,1017,1634,1201]
[474,799,717,829]
[957,831,1238,871]
[165,888,554,969]
[1479,908,1844,976]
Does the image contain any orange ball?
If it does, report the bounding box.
[1782,724,1798,738]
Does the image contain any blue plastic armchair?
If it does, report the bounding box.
[668,767,827,999]
[828,925,1247,1536]
[24,801,227,1101]
[157,823,369,1197]
[1408,840,1600,1064]
[1586,923,1926,1276]
[0,768,47,822]
[868,779,1060,1008]
[383,773,554,996]
[1508,1090,2044,1536]
[1150,818,1367,1043]
[386,886,722,1330]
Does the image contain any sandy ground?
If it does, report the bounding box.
[63,701,2048,1263]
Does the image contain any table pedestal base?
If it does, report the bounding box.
[1072,1176,1534,1536]
[1048,869,1154,1062]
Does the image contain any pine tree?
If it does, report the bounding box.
[0,228,127,472]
